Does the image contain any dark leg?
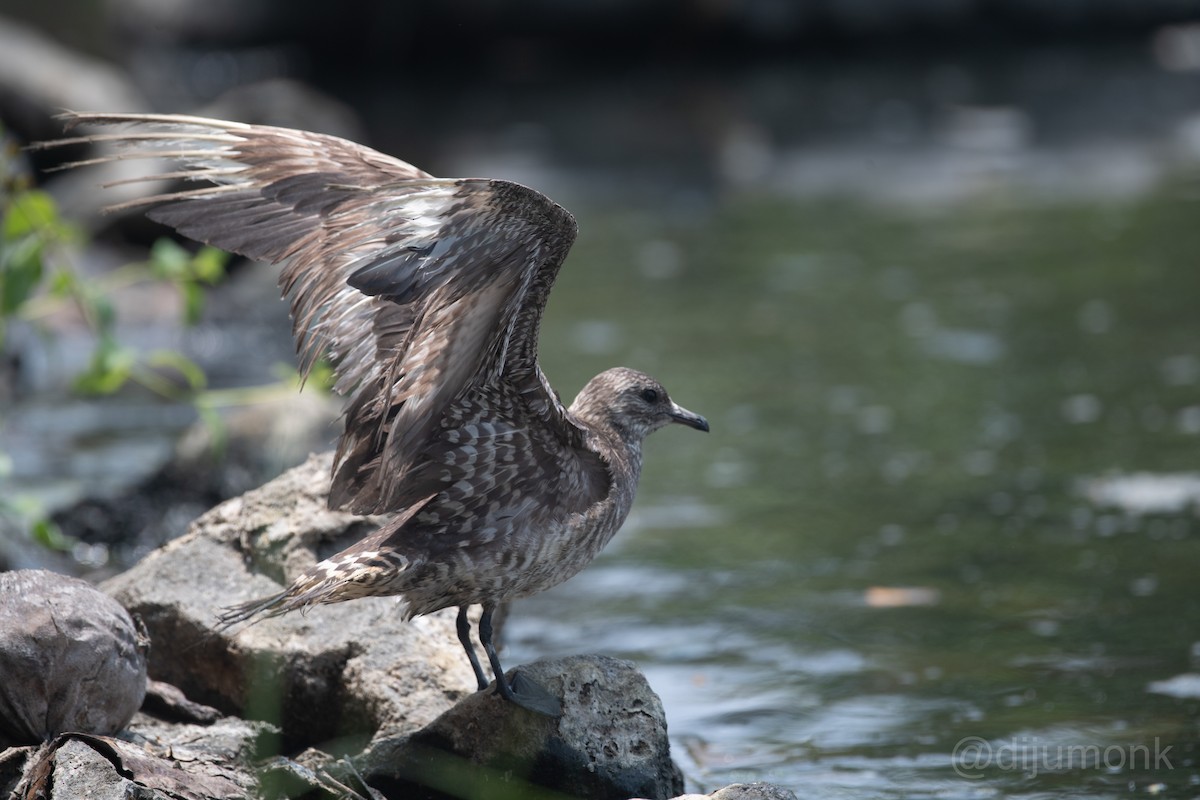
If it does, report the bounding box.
[456,605,488,691]
[479,604,562,717]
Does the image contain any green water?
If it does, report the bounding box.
[511,184,1200,797]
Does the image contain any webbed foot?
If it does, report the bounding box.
[494,669,562,717]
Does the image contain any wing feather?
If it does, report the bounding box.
[36,112,598,515]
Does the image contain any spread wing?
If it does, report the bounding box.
[37,112,605,515]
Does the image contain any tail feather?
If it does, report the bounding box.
[215,496,436,630]
[215,555,400,630]
[215,588,296,630]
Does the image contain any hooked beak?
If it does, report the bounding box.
[668,402,710,432]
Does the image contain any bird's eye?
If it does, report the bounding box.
[640,388,659,404]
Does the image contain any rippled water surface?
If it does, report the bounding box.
[505,188,1200,797]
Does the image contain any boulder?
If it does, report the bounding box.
[9,715,269,800]
[361,654,684,800]
[102,452,475,751]
[710,784,800,800]
[666,786,799,800]
[98,453,692,798]
[0,569,148,748]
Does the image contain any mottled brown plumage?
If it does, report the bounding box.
[36,112,709,714]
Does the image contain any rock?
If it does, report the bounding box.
[98,452,695,799]
[12,715,267,800]
[142,679,224,724]
[662,784,798,800]
[709,783,800,800]
[102,452,476,753]
[52,388,341,569]
[0,429,777,800]
[36,739,132,800]
[0,569,148,748]
[0,451,795,799]
[359,654,684,800]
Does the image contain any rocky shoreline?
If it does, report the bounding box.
[0,453,795,800]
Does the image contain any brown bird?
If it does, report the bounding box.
[37,112,709,716]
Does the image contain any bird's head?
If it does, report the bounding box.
[571,367,709,443]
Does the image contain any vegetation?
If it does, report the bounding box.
[1,185,228,397]
[1,134,234,549]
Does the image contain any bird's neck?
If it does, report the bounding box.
[587,424,644,511]
[574,426,643,554]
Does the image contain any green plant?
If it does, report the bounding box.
[2,188,229,398]
[0,132,239,549]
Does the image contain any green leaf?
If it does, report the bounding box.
[2,190,58,240]
[181,281,205,325]
[73,337,136,395]
[191,246,229,283]
[49,269,76,297]
[31,518,72,552]
[89,293,116,331]
[306,358,336,392]
[195,401,228,458]
[0,236,44,314]
[147,349,207,391]
[148,238,191,279]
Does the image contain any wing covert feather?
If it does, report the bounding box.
[36,112,602,517]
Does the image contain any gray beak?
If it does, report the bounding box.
[669,402,710,432]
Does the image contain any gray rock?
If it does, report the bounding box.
[13,717,265,800]
[51,387,342,568]
[709,783,800,800]
[660,784,799,800]
[43,738,135,800]
[100,453,689,799]
[0,569,148,748]
[0,439,744,800]
[360,654,683,800]
[142,678,224,724]
[103,452,476,749]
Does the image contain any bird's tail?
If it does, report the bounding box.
[215,548,410,631]
[215,588,297,630]
[215,573,345,630]
[215,497,435,631]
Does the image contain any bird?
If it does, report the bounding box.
[36,111,709,717]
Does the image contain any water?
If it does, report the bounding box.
[504,189,1200,796]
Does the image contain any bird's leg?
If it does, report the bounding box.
[456,605,489,691]
[478,604,562,717]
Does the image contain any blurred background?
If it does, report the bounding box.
[3,1,1200,797]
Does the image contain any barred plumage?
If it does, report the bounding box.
[35,112,709,715]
